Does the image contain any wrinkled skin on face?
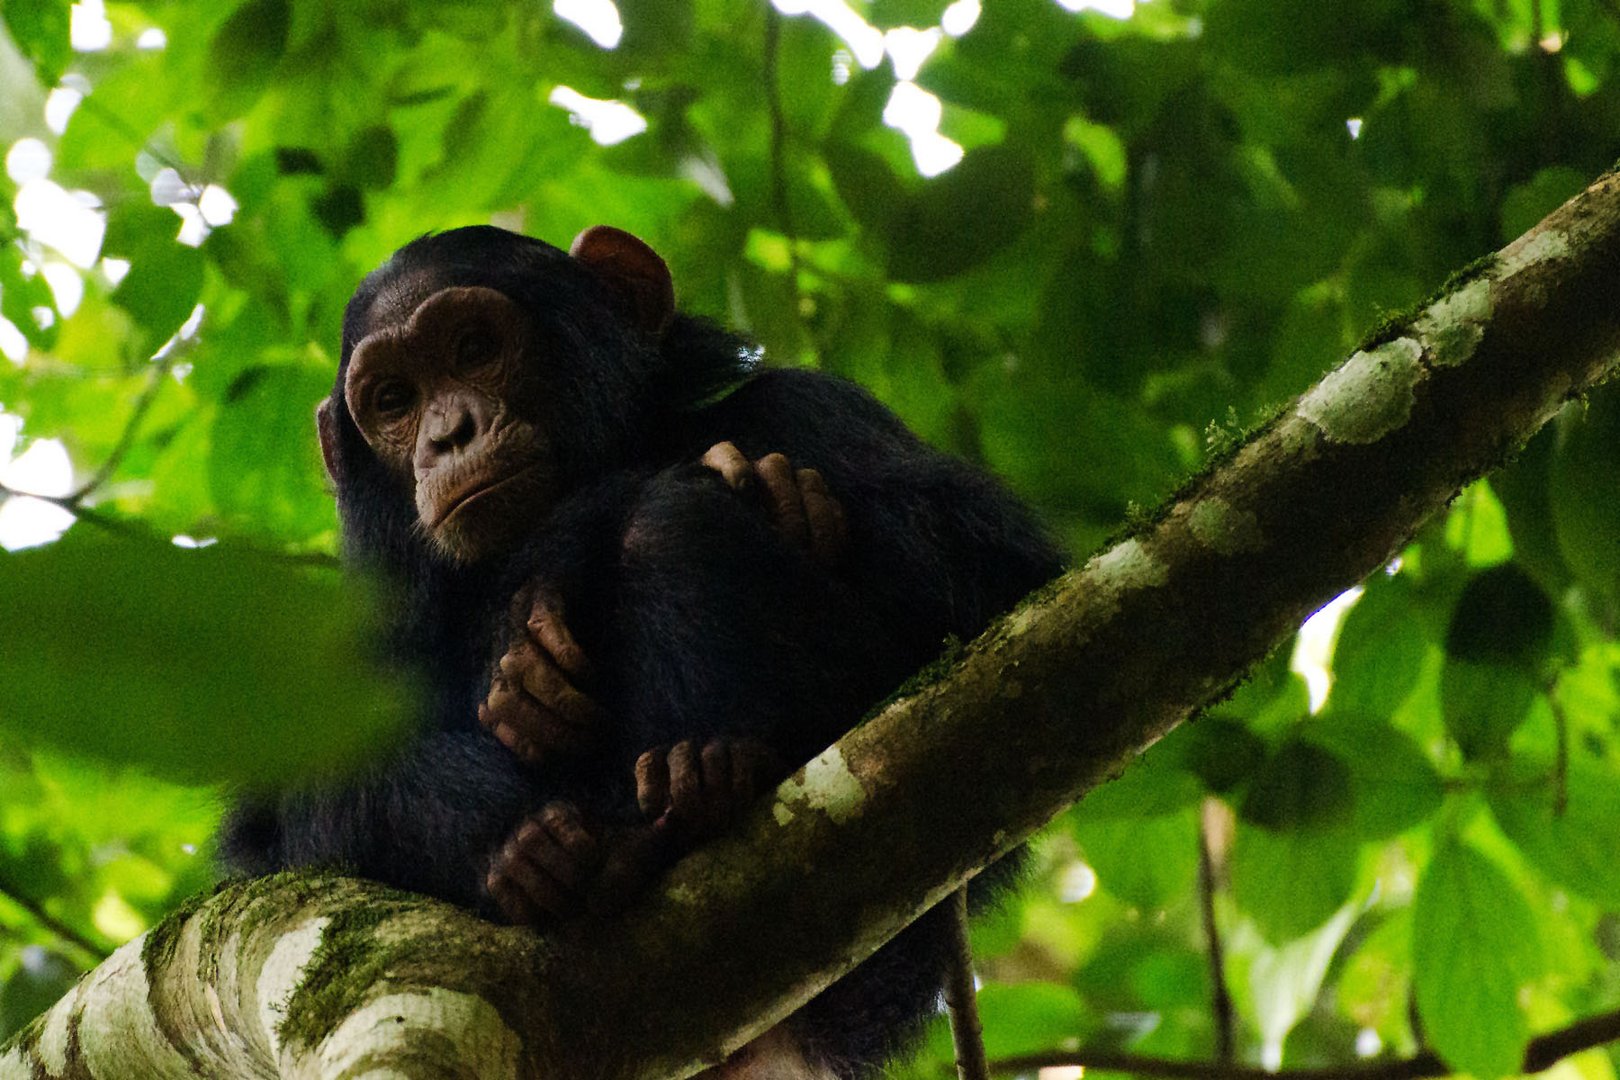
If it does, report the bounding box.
[341,284,559,562]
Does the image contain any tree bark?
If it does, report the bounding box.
[6,170,1620,1080]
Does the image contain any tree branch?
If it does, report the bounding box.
[5,170,1620,1078]
[1198,800,1235,1062]
[944,888,991,1080]
[990,1005,1620,1079]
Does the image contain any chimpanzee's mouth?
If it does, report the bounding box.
[437,464,541,527]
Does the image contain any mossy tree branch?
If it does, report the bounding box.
[5,171,1620,1080]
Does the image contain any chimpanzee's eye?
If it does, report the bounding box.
[454,328,497,369]
[372,379,415,418]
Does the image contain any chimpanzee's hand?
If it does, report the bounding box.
[479,586,607,766]
[701,442,848,566]
[634,737,788,845]
[485,802,668,927]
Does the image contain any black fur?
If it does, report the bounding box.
[220,226,1063,1077]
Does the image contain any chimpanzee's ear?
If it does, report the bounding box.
[569,225,676,336]
[316,397,343,487]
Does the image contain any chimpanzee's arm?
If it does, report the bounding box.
[219,731,557,912]
[700,369,1066,649]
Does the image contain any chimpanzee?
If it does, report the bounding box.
[220,224,1063,1078]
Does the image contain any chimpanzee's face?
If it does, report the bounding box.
[342,282,558,563]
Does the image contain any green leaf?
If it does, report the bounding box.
[1303,716,1442,839]
[1161,715,1267,794]
[110,241,205,355]
[205,0,290,118]
[1075,746,1205,820]
[1412,840,1540,1079]
[1230,824,1360,942]
[1490,762,1620,907]
[208,363,337,541]
[1330,572,1427,718]
[0,245,58,350]
[1,0,69,86]
[974,982,1093,1059]
[886,145,1035,282]
[616,0,695,55]
[1239,739,1354,832]
[1441,565,1553,760]
[1551,391,1620,606]
[1444,564,1553,668]
[1500,167,1588,244]
[824,140,907,234]
[338,125,399,191]
[868,0,951,28]
[1075,809,1198,909]
[0,534,410,786]
[1239,900,1359,1051]
[1490,425,1569,595]
[1441,659,1537,761]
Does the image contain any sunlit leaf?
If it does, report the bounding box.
[1412,839,1540,1079]
[1303,715,1442,839]
[1075,809,1198,909]
[1236,899,1359,1052]
[1490,761,1620,907]
[1330,571,1427,718]
[975,982,1093,1058]
[1230,823,1360,942]
[1,0,68,86]
[208,363,336,542]
[110,241,205,356]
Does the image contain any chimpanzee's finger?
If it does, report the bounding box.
[489,832,576,924]
[526,595,593,683]
[701,441,755,493]
[503,639,605,740]
[521,809,597,888]
[537,802,601,868]
[486,870,535,925]
[479,683,548,765]
[756,453,810,550]
[796,468,847,566]
[666,739,702,826]
[499,845,578,922]
[636,745,672,819]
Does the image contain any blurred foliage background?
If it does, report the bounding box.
[2,0,1620,1076]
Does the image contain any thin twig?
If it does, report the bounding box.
[72,95,194,181]
[1546,673,1569,818]
[943,887,991,1080]
[72,350,179,500]
[0,480,144,537]
[0,871,110,962]
[990,1005,1620,1079]
[0,481,340,567]
[1197,800,1235,1062]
